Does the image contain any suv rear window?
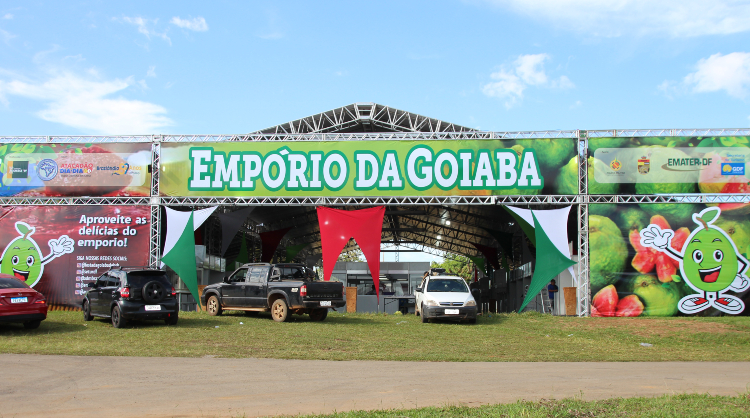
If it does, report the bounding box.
[124,271,171,287]
[0,277,29,289]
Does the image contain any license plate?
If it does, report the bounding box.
[320,301,332,307]
[445,309,459,315]
[10,297,28,304]
[145,305,161,311]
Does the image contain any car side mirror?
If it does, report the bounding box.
[415,287,423,293]
[88,282,97,288]
[223,276,230,284]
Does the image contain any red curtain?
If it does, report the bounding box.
[472,243,500,270]
[317,206,385,298]
[259,227,292,262]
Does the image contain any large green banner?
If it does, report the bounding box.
[160,139,577,197]
[590,203,749,317]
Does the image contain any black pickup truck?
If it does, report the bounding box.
[200,263,345,322]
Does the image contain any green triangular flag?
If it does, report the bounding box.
[161,212,200,310]
[467,256,486,275]
[503,206,536,247]
[235,236,250,265]
[518,212,576,313]
[285,243,309,263]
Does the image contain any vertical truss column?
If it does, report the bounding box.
[577,130,590,316]
[148,140,161,268]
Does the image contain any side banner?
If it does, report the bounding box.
[0,143,152,197]
[588,136,750,204]
[160,139,577,197]
[0,206,150,307]
[589,203,749,316]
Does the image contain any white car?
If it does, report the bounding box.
[415,272,477,323]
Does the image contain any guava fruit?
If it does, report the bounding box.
[638,203,701,227]
[712,218,750,257]
[615,207,650,234]
[0,223,43,286]
[615,295,644,317]
[631,274,681,317]
[556,156,619,195]
[698,151,750,215]
[591,285,618,317]
[516,138,575,171]
[638,137,692,147]
[589,215,628,293]
[629,215,689,282]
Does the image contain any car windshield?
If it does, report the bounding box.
[426,279,468,293]
[0,277,29,289]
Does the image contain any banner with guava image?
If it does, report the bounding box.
[588,136,750,205]
[0,143,152,197]
[589,203,750,317]
[159,138,578,197]
[0,205,150,307]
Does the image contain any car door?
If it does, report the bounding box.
[246,266,270,307]
[415,277,428,311]
[99,274,119,315]
[89,274,108,315]
[222,268,248,307]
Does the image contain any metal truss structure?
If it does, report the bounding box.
[5,103,749,316]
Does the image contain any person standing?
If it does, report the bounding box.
[547,279,559,310]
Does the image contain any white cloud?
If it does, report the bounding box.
[170,16,208,32]
[0,28,14,44]
[477,0,750,37]
[482,54,573,108]
[683,52,750,98]
[147,66,156,77]
[119,16,171,45]
[2,13,12,20]
[0,69,173,133]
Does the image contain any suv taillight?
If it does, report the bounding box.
[171,287,176,297]
[119,287,130,299]
[300,285,307,298]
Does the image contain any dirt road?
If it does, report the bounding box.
[2,354,748,417]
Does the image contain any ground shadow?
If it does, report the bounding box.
[0,320,87,335]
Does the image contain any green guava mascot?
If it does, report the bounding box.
[639,207,750,314]
[0,222,75,287]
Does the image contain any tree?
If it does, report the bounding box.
[338,248,365,262]
[431,252,475,282]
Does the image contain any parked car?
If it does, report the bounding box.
[415,268,477,323]
[82,267,178,328]
[0,274,47,329]
[201,263,345,322]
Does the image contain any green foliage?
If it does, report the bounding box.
[430,252,474,281]
[338,248,365,262]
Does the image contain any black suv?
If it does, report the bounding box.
[82,267,179,328]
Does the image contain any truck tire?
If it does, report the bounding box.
[207,295,222,316]
[111,306,127,328]
[421,304,429,323]
[271,299,289,322]
[309,308,328,321]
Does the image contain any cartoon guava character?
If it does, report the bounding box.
[639,207,750,315]
[0,222,75,287]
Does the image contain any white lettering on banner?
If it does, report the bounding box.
[185,145,544,192]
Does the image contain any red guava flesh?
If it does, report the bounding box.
[630,215,689,283]
[615,295,644,317]
[592,285,618,317]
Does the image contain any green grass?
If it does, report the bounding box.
[1,310,749,361]
[287,394,750,418]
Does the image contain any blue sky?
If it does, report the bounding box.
[2,1,749,263]
[1,0,749,137]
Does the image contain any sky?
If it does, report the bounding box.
[2,1,750,262]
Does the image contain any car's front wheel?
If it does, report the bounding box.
[206,295,222,316]
[421,304,429,323]
[111,306,127,328]
[271,299,289,322]
[82,300,93,321]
